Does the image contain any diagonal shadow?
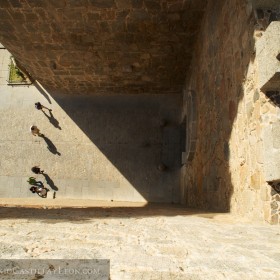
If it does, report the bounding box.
[42,110,62,130]
[42,173,59,191]
[49,94,183,204]
[39,135,61,156]
[33,0,257,212]
[0,205,221,222]
[34,81,52,104]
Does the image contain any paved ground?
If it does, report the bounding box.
[0,47,183,204]
[0,205,279,280]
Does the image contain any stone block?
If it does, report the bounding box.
[260,185,269,201]
[251,172,261,190]
[130,9,150,21]
[253,0,280,9]
[262,125,280,181]
[131,0,143,9]
[8,0,22,8]
[88,0,115,8]
[272,122,280,148]
[144,0,161,10]
[270,213,279,224]
[86,12,101,21]
[28,0,48,8]
[116,0,131,9]
[256,22,280,91]
[0,10,12,20]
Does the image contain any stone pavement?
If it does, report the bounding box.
[0,206,279,279]
[0,47,182,204]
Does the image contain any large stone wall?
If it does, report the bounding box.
[181,0,280,224]
[0,0,206,94]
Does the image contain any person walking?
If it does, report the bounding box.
[31,166,44,174]
[30,125,43,136]
[35,102,52,112]
[27,176,37,185]
[29,186,49,198]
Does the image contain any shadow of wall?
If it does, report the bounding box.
[0,204,221,222]
[49,93,183,203]
[182,0,258,214]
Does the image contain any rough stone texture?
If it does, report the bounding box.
[0,206,279,279]
[183,89,197,162]
[262,125,280,182]
[182,0,256,213]
[0,0,206,95]
[256,22,280,91]
[181,0,280,224]
[253,0,280,9]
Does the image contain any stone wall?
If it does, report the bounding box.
[257,22,280,91]
[181,0,280,224]
[0,0,206,94]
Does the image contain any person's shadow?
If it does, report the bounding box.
[43,173,58,191]
[40,135,61,156]
[42,110,62,130]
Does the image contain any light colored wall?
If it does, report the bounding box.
[182,0,280,223]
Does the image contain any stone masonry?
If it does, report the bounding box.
[257,22,280,91]
[181,0,280,224]
[0,0,206,95]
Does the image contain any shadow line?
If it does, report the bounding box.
[0,204,223,223]
[42,110,62,130]
[43,173,59,191]
[40,135,61,156]
[34,81,52,104]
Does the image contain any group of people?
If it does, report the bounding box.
[28,167,48,198]
[28,102,52,198]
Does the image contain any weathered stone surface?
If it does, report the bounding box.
[0,0,206,95]
[256,22,280,91]
[0,207,280,279]
[251,172,261,190]
[253,0,280,9]
[262,125,280,182]
[88,0,115,8]
[181,0,280,224]
[272,122,280,148]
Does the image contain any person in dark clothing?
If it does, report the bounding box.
[31,166,44,174]
[35,102,52,111]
